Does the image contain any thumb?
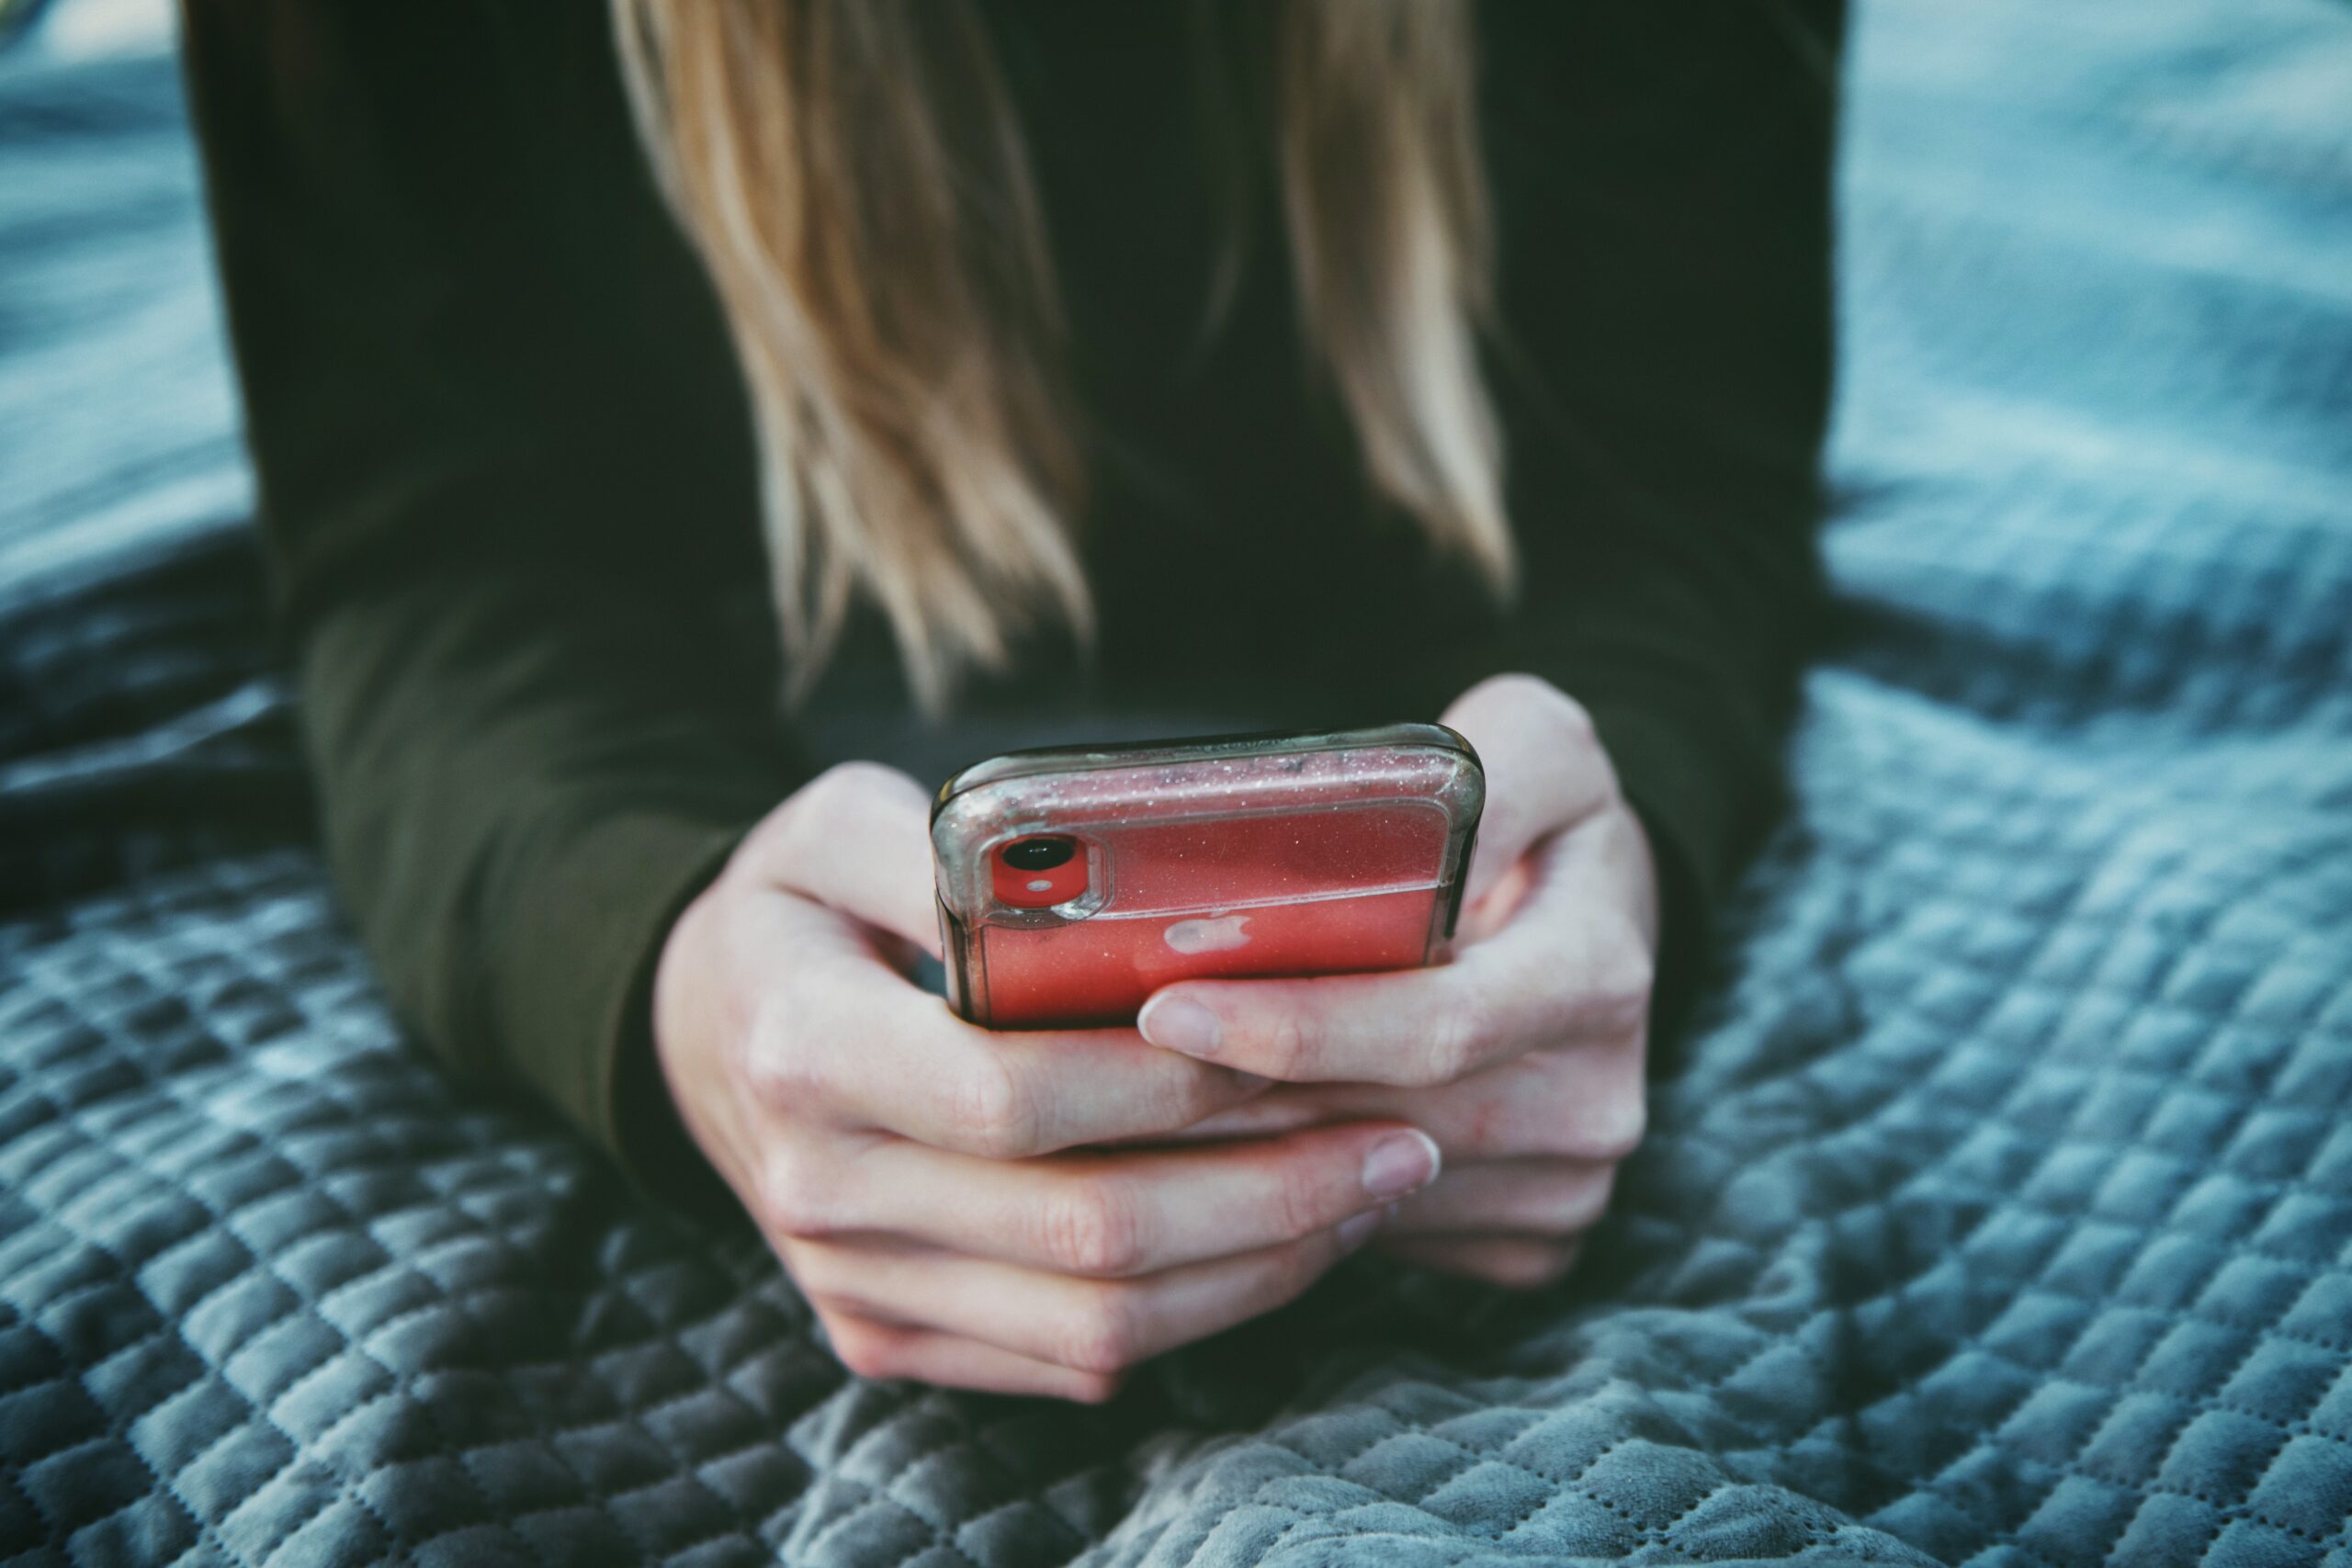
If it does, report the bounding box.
[1440,676,1617,910]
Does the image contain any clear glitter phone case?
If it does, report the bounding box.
[931,724,1485,1028]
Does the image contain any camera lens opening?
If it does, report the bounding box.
[992,833,1090,911]
[1001,835,1077,872]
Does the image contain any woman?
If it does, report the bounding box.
[186,0,1840,1401]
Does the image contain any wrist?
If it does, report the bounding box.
[604,828,752,1218]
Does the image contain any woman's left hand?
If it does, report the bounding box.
[1137,674,1660,1287]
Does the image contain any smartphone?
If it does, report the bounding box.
[931,723,1484,1028]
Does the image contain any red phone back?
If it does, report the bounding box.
[932,727,1484,1028]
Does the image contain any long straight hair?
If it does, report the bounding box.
[616,0,1511,708]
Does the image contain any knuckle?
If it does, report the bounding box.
[1260,1010,1317,1079]
[1172,1061,1242,1124]
[1419,995,1493,1085]
[1543,686,1599,744]
[824,1316,903,1382]
[1133,1055,1225,1136]
[1056,1289,1145,1376]
[1576,1167,1621,1228]
[808,760,891,814]
[1066,1372,1124,1405]
[1492,1242,1577,1290]
[949,1055,1043,1158]
[766,761,914,862]
[1040,1180,1149,1278]
[823,759,897,790]
[1507,1055,1593,1159]
[1547,1167,1618,1234]
[1566,919,1655,1041]
[1596,947,1657,1033]
[769,774,841,857]
[741,1004,825,1113]
[1468,673,1595,744]
[1270,1158,1337,1242]
[1579,1087,1649,1164]
[753,1148,842,1241]
[1454,1085,1520,1158]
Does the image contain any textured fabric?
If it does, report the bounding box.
[178,0,1836,1173]
[5,2,2351,1566]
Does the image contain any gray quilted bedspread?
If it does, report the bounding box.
[5,0,2350,1562]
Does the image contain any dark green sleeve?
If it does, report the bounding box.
[1464,0,1845,1018]
[182,0,802,1188]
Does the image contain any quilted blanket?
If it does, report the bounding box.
[4,0,2349,1562]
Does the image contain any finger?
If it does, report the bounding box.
[787,1222,1375,1375]
[753,761,944,956]
[1136,823,1655,1085]
[1439,675,1617,909]
[1383,1158,1615,1237]
[818,1122,1440,1276]
[1378,1235,1582,1289]
[1164,1043,1648,1163]
[763,936,1268,1156]
[822,1312,1123,1403]
[1102,1089,1332,1146]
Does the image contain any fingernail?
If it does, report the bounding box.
[1338,1210,1384,1249]
[1362,1130,1442,1200]
[1138,995,1221,1058]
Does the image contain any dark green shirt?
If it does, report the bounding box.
[183,0,1842,1193]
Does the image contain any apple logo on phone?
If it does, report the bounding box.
[1164,914,1251,955]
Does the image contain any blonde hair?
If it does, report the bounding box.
[616,0,1510,708]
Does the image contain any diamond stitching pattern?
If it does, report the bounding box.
[5,0,2351,1563]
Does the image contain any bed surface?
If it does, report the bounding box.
[4,1,2350,1563]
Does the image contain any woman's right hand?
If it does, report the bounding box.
[650,763,1442,1401]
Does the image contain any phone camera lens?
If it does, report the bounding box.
[1001,835,1077,872]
